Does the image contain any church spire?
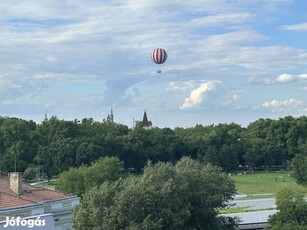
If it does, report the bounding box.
[44,109,48,121]
[143,111,148,123]
[142,111,152,129]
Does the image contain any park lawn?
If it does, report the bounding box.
[30,180,59,190]
[232,172,297,194]
[43,180,59,190]
[219,206,252,214]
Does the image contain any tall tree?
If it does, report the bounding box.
[73,157,237,230]
[289,154,307,186]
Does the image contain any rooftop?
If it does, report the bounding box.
[0,172,68,209]
[221,210,277,224]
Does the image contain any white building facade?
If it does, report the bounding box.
[0,172,80,230]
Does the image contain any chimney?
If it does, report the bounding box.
[9,172,23,195]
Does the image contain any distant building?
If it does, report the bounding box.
[106,108,114,123]
[141,111,152,129]
[0,172,79,230]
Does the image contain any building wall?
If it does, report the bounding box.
[0,196,80,230]
[0,214,55,230]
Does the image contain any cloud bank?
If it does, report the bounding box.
[255,99,304,112]
[0,0,306,127]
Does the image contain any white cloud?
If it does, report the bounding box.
[232,94,240,101]
[228,94,240,104]
[234,46,307,71]
[223,94,241,108]
[180,81,220,109]
[190,13,255,28]
[298,74,307,79]
[282,22,307,32]
[205,30,267,47]
[255,99,304,111]
[272,73,307,84]
[166,81,196,92]
[254,73,307,85]
[275,73,294,83]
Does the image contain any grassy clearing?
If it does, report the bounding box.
[219,206,277,214]
[231,172,297,195]
[30,179,59,190]
[219,206,252,214]
[43,180,58,190]
[235,194,275,200]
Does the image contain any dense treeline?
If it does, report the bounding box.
[0,115,307,177]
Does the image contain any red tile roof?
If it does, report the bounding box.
[0,172,68,209]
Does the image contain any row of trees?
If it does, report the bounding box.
[0,115,307,178]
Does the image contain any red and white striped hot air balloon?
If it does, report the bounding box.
[151,48,167,73]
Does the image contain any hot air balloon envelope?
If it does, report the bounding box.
[152,48,167,64]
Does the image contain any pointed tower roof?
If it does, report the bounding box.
[44,109,48,121]
[142,111,152,128]
[106,108,114,123]
[143,111,149,123]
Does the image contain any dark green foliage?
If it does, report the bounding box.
[23,166,40,180]
[0,117,39,172]
[56,156,123,197]
[289,154,307,185]
[73,157,237,230]
[0,115,307,179]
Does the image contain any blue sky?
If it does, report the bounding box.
[1,0,307,128]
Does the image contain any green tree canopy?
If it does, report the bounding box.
[266,184,307,230]
[57,156,123,197]
[289,154,307,186]
[73,157,237,230]
[1,115,307,178]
